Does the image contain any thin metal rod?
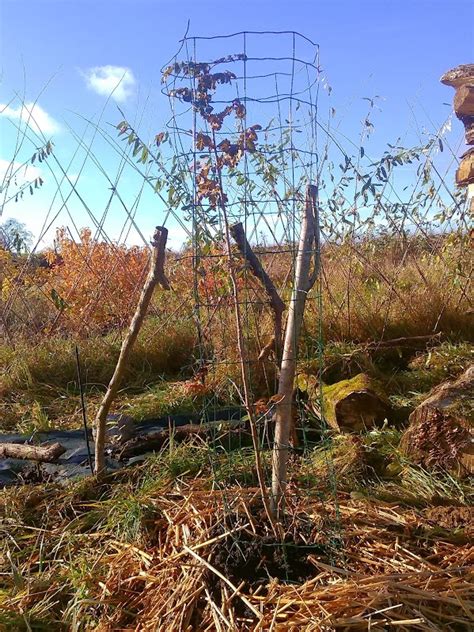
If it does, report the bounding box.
[75,345,93,474]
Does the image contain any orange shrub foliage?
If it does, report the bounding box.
[0,248,18,302]
[168,244,251,308]
[43,228,150,334]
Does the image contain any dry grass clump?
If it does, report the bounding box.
[304,233,473,343]
[1,316,194,391]
[0,316,195,431]
[81,489,474,631]
[1,459,473,631]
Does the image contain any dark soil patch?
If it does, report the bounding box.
[212,531,321,588]
[209,527,325,618]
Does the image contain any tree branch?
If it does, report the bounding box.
[94,226,170,478]
[230,222,285,361]
[0,442,66,462]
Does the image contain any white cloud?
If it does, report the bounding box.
[81,65,136,102]
[0,102,61,135]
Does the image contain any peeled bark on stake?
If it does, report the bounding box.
[94,227,170,478]
[271,185,320,515]
[230,222,285,362]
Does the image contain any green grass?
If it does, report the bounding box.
[118,381,206,421]
[368,464,474,508]
[300,427,473,508]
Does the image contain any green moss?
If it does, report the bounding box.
[321,373,389,430]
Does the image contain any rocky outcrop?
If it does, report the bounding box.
[441,64,474,190]
[441,64,474,147]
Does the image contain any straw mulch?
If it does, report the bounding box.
[92,484,473,631]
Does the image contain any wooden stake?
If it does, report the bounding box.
[230,222,285,362]
[93,227,170,478]
[271,185,320,516]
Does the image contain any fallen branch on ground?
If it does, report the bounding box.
[0,442,66,462]
[116,420,245,459]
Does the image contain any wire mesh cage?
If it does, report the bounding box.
[158,30,331,516]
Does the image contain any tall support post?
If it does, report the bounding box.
[271,184,320,516]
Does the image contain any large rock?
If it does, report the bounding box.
[400,365,474,477]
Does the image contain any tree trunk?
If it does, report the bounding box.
[400,365,474,477]
[320,373,390,432]
[271,185,320,516]
[94,227,170,478]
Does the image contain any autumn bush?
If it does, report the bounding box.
[0,247,52,338]
[40,227,154,334]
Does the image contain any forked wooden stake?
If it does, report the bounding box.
[271,185,320,516]
[94,227,170,478]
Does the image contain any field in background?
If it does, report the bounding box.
[0,227,472,433]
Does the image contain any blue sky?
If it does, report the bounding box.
[0,0,473,249]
